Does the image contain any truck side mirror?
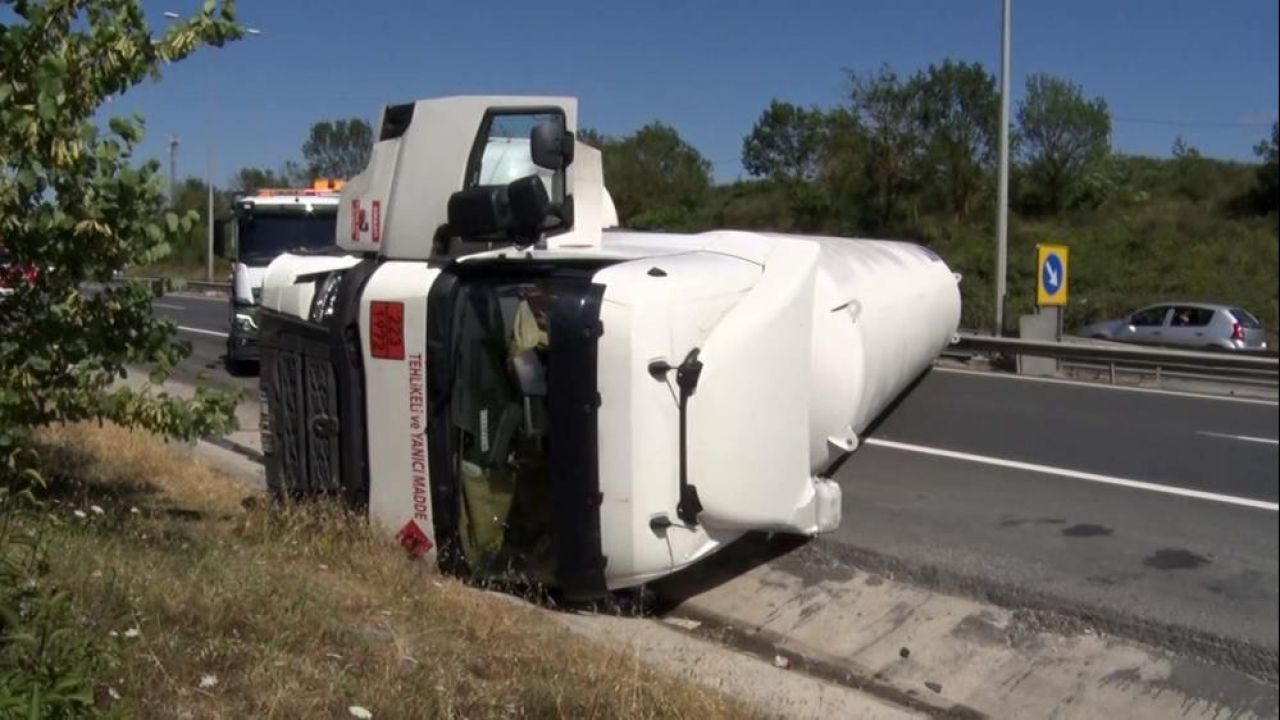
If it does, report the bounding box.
[506,175,551,247]
[446,176,552,248]
[530,120,574,170]
[447,185,511,238]
[213,220,228,258]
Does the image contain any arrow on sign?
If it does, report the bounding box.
[1045,262,1059,288]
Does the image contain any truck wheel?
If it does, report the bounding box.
[225,339,246,376]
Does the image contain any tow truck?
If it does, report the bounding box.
[257,96,961,600]
[214,179,344,373]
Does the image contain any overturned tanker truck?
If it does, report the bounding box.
[257,95,961,600]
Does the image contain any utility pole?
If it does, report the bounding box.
[163,12,262,282]
[994,0,1012,336]
[168,135,178,205]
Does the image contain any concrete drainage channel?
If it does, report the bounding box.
[161,375,1275,720]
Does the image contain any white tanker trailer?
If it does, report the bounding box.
[257,96,960,600]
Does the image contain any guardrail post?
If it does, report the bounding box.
[1155,364,1162,387]
[1109,362,1116,385]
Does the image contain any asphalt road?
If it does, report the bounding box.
[839,369,1278,658]
[155,293,1280,659]
[151,293,254,393]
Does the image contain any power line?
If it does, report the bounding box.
[1113,116,1274,129]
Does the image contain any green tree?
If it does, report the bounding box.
[741,100,830,183]
[598,123,712,228]
[1170,136,1211,204]
[302,118,373,180]
[164,176,217,267]
[1015,73,1111,214]
[818,107,869,232]
[1251,121,1278,214]
[847,66,925,232]
[0,2,240,460]
[576,127,607,150]
[232,166,285,193]
[912,60,999,220]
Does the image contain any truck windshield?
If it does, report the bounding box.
[238,212,337,265]
[448,277,557,584]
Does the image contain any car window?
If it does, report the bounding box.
[1228,308,1262,328]
[1130,307,1169,327]
[1171,306,1214,327]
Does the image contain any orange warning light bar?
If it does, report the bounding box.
[254,183,345,198]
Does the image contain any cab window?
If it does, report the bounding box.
[468,110,566,204]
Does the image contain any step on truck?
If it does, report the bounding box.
[257,96,961,600]
[214,180,344,374]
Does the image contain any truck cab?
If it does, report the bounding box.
[217,181,343,373]
[257,95,960,600]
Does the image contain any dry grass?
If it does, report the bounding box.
[31,423,750,719]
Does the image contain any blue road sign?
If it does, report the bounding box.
[1042,252,1064,296]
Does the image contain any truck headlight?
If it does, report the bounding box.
[234,310,258,334]
[310,271,345,323]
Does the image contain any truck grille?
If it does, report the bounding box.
[260,311,342,497]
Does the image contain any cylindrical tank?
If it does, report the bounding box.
[807,237,961,471]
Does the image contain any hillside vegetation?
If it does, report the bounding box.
[582,67,1279,336]
[165,63,1279,335]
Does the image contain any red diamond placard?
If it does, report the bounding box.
[396,519,433,557]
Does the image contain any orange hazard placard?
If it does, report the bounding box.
[369,300,405,359]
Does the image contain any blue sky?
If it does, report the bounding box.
[111,0,1278,184]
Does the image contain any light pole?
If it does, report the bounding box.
[994,0,1011,335]
[167,134,178,204]
[163,13,262,281]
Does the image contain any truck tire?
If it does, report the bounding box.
[225,337,248,376]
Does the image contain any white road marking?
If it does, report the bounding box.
[177,325,228,339]
[933,366,1279,407]
[864,437,1279,512]
[163,292,227,303]
[152,302,185,310]
[1195,431,1280,446]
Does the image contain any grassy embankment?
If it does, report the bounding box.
[6,423,747,718]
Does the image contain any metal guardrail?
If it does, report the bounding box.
[177,279,232,294]
[950,333,1279,388]
[118,276,232,294]
[952,333,1278,371]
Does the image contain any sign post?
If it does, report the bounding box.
[1035,243,1069,340]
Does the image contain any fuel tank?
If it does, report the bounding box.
[545,230,961,589]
